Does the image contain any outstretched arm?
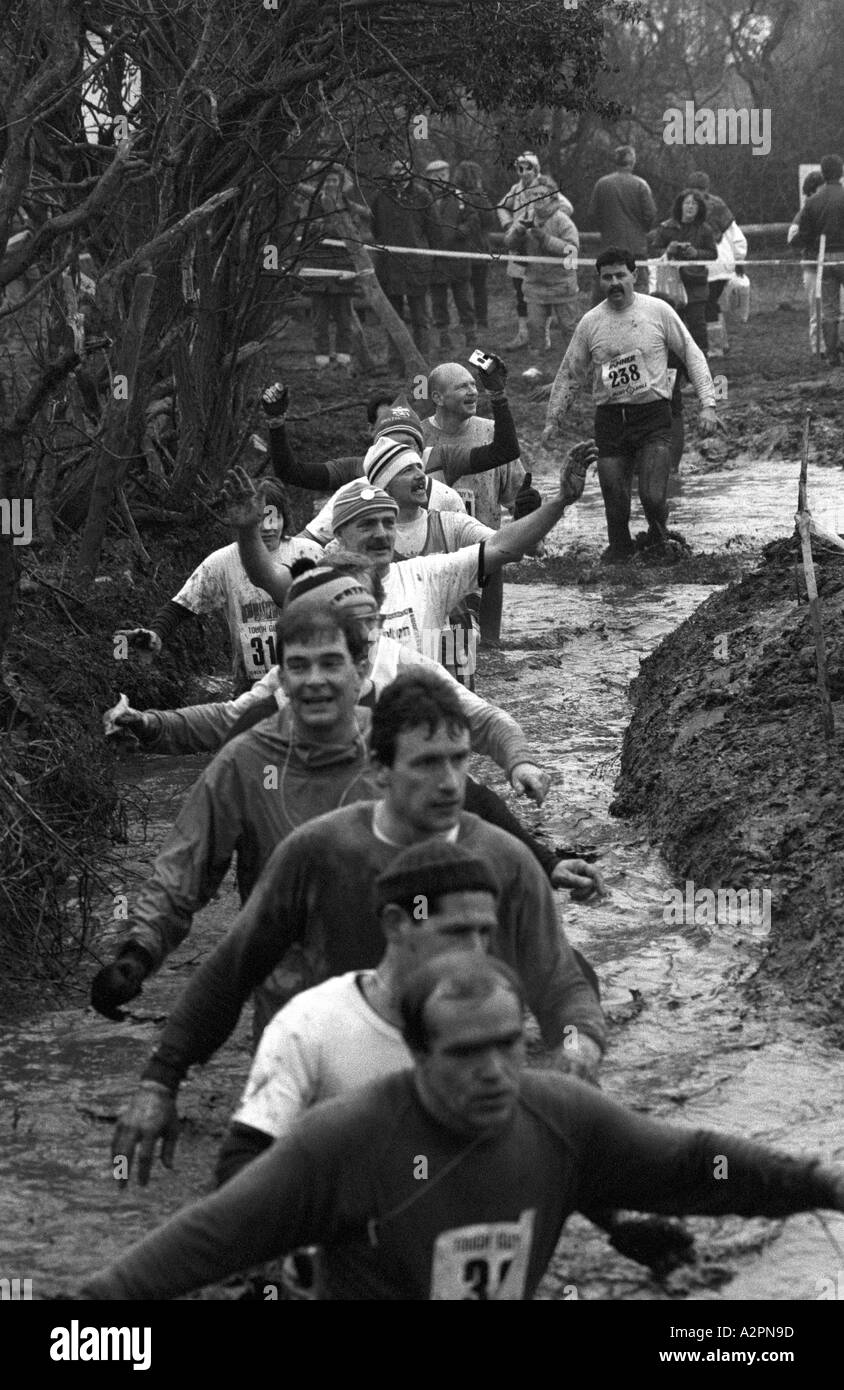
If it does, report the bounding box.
[482,442,597,575]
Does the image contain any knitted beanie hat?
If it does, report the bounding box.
[375,839,500,914]
[363,436,424,491]
[372,403,425,448]
[283,565,377,619]
[331,478,399,534]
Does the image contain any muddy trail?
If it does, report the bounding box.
[2,446,843,1302]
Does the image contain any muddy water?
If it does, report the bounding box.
[1,459,842,1301]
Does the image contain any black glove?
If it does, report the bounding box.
[261,382,289,419]
[513,471,542,519]
[90,950,151,1021]
[475,352,507,395]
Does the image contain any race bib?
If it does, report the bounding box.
[380,606,422,652]
[430,1210,535,1301]
[601,350,650,402]
[456,487,476,517]
[241,619,279,676]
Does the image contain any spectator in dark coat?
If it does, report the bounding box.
[795,153,844,362]
[424,159,477,354]
[649,190,718,354]
[453,160,497,330]
[295,165,369,372]
[370,160,434,366]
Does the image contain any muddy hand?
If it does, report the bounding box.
[475,352,507,395]
[510,762,551,806]
[513,471,542,519]
[220,465,266,529]
[261,381,289,419]
[113,628,162,658]
[560,441,598,505]
[698,406,724,437]
[103,694,152,739]
[90,954,149,1020]
[551,857,607,900]
[112,1082,180,1187]
[549,1032,602,1085]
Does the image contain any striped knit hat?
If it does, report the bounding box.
[363,436,424,491]
[373,404,425,448]
[331,477,399,535]
[283,565,377,619]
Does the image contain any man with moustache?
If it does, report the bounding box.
[541,247,720,564]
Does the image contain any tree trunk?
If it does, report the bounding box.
[334,212,429,377]
[74,273,156,585]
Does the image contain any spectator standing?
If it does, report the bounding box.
[498,153,573,349]
[649,190,718,354]
[453,160,498,330]
[503,175,579,358]
[370,160,434,369]
[789,168,839,358]
[686,171,746,358]
[796,154,844,363]
[424,159,478,355]
[586,145,657,301]
[295,165,368,373]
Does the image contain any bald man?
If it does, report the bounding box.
[421,361,525,642]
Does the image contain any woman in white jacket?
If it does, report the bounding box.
[503,176,579,358]
[705,218,748,357]
[497,153,575,349]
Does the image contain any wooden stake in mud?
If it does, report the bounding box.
[795,409,835,737]
[814,234,826,358]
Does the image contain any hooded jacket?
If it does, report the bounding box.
[649,191,717,302]
[505,201,579,299]
[125,707,376,970]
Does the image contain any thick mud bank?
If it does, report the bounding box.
[611,538,844,1038]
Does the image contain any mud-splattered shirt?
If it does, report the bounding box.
[421,415,524,528]
[233,971,408,1138]
[172,538,322,680]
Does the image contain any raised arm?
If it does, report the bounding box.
[482,442,597,575]
[221,466,292,605]
[263,382,336,491]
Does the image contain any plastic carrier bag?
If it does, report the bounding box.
[724,272,751,322]
[653,257,688,306]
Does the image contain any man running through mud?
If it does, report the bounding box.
[108,670,607,1187]
[82,953,844,1301]
[541,247,722,564]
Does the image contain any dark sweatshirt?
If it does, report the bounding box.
[141,803,607,1092]
[81,1068,840,1301]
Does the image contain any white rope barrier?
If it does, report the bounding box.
[317,238,832,270]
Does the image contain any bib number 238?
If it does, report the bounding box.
[602,351,648,401]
